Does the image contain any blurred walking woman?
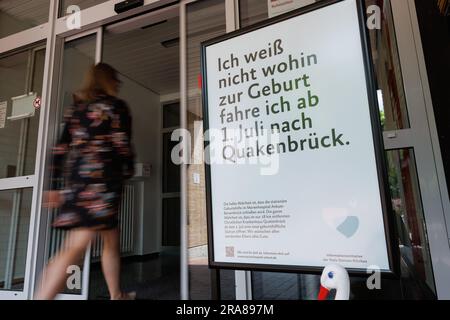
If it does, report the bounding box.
[36,63,135,300]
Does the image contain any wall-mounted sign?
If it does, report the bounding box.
[268,0,315,18]
[0,101,7,129]
[201,0,397,274]
[8,92,37,121]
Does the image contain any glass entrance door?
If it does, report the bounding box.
[36,29,101,300]
[88,8,181,300]
[0,46,46,299]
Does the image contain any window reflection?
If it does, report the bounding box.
[0,48,46,179]
[368,0,410,130]
[387,149,435,293]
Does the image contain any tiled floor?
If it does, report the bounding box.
[89,249,180,300]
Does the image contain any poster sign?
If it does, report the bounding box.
[8,92,36,121]
[201,0,397,274]
[268,0,316,18]
[0,101,7,129]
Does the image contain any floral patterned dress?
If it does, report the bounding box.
[51,94,135,230]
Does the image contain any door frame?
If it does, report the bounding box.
[31,1,184,300]
[1,0,183,301]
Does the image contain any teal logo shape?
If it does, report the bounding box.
[336,216,359,238]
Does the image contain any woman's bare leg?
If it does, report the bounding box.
[100,228,124,300]
[35,228,95,300]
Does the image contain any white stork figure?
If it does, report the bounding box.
[318,264,350,300]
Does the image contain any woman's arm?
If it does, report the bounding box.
[50,106,73,190]
[44,106,73,208]
[111,100,135,179]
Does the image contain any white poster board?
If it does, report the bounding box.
[268,0,316,18]
[8,92,36,121]
[202,0,395,273]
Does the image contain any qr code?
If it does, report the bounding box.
[225,246,235,257]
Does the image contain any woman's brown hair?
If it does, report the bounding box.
[76,63,120,102]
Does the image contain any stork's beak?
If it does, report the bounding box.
[318,285,330,300]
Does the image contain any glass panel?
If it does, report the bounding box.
[45,34,97,295]
[58,35,96,122]
[0,188,33,291]
[162,197,181,246]
[163,102,180,129]
[59,0,109,17]
[163,132,180,193]
[251,272,319,300]
[187,0,226,299]
[368,0,410,130]
[387,148,435,293]
[220,269,236,299]
[239,0,269,28]
[0,48,46,179]
[0,51,28,179]
[239,0,321,28]
[0,0,50,39]
[24,49,46,176]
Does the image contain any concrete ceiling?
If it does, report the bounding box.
[103,16,180,96]
[101,0,227,98]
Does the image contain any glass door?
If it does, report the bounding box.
[91,9,182,299]
[379,0,450,299]
[36,29,101,300]
[0,46,46,299]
